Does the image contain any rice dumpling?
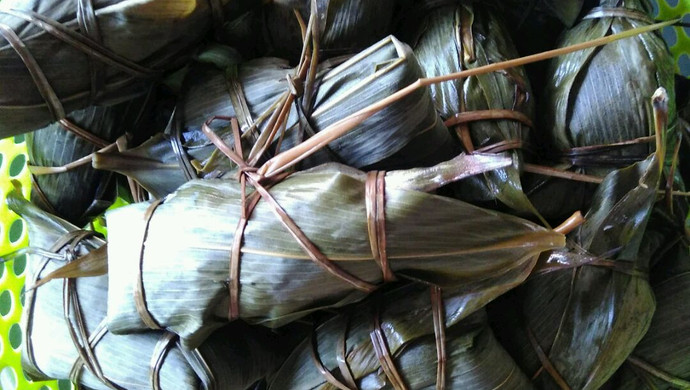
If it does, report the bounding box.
[542,0,675,174]
[94,37,458,198]
[408,2,539,217]
[105,157,563,349]
[527,0,675,220]
[26,96,158,226]
[605,242,690,389]
[261,0,397,63]
[271,284,534,389]
[490,150,662,390]
[6,191,295,390]
[0,0,250,137]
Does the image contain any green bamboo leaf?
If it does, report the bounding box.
[5,190,296,390]
[608,243,690,389]
[0,0,252,137]
[409,3,542,220]
[106,162,564,349]
[492,153,661,390]
[272,285,534,390]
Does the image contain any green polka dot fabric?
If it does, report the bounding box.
[654,0,690,77]
[0,137,68,390]
[0,2,687,390]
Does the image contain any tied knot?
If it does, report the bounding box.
[236,165,261,183]
[287,74,304,98]
[63,247,77,263]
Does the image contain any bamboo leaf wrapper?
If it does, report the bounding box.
[492,153,661,390]
[271,285,534,390]
[0,0,249,136]
[6,192,294,390]
[105,162,564,349]
[95,37,458,198]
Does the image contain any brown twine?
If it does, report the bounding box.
[583,258,648,278]
[533,249,650,278]
[308,308,359,390]
[444,109,533,155]
[557,136,655,167]
[310,324,354,390]
[474,139,525,155]
[226,72,257,136]
[336,315,359,390]
[168,110,197,181]
[526,327,572,390]
[177,343,217,390]
[201,117,394,321]
[69,320,109,384]
[76,0,105,104]
[370,295,408,390]
[134,198,165,330]
[310,286,447,390]
[150,332,177,390]
[584,7,655,24]
[443,110,534,129]
[366,171,395,283]
[430,286,446,390]
[29,174,59,216]
[58,118,111,148]
[61,232,123,389]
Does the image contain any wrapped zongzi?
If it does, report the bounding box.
[0,0,251,136]
[271,284,534,389]
[527,0,675,219]
[408,2,539,217]
[6,191,295,390]
[491,150,662,390]
[605,242,690,389]
[94,37,458,198]
[26,95,160,226]
[105,156,563,348]
[542,0,675,173]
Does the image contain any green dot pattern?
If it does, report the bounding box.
[655,0,690,77]
[0,137,61,390]
[8,323,21,350]
[0,291,11,317]
[8,154,25,178]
